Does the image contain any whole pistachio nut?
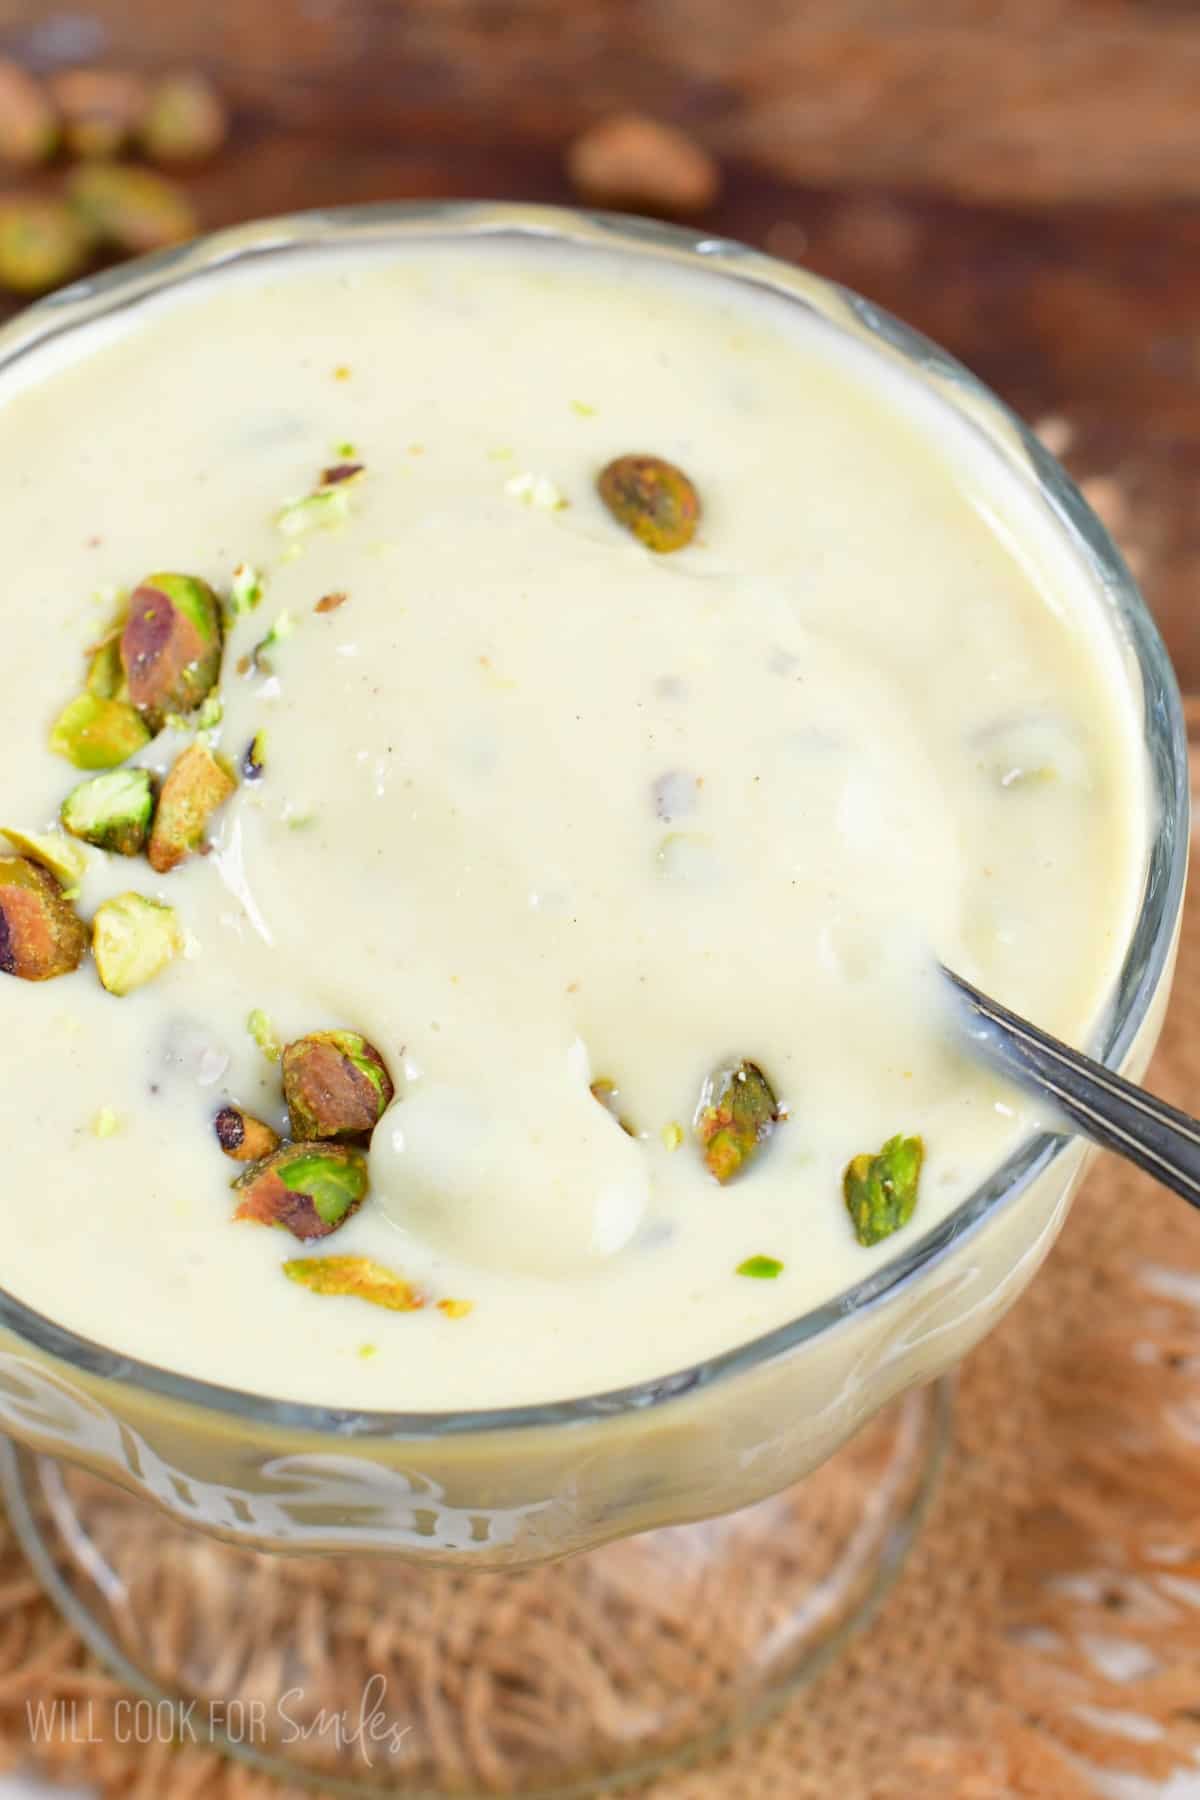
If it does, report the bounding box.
[234,1143,369,1240]
[50,693,151,770]
[148,742,236,874]
[283,1254,424,1311]
[0,829,86,890]
[49,68,149,158]
[0,61,59,165]
[694,1059,779,1184]
[120,572,223,725]
[0,195,89,294]
[213,1105,281,1164]
[0,857,88,981]
[61,768,154,856]
[597,454,700,553]
[282,1030,395,1141]
[92,892,182,995]
[67,161,197,255]
[140,70,228,164]
[843,1134,924,1248]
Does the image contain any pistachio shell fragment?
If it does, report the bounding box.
[0,196,89,294]
[50,694,151,770]
[282,1254,424,1311]
[213,1105,280,1164]
[67,161,196,254]
[694,1059,779,1184]
[843,1134,924,1248]
[147,742,236,874]
[0,857,88,981]
[92,892,182,995]
[0,61,59,166]
[234,1144,369,1241]
[120,573,223,725]
[597,454,699,553]
[282,1031,395,1141]
[140,70,228,164]
[49,68,148,158]
[61,769,154,857]
[0,829,87,890]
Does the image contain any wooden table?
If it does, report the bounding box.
[1,0,1198,684]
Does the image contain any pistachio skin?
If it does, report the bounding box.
[140,71,228,164]
[213,1105,280,1164]
[92,892,182,996]
[843,1134,924,1248]
[49,68,148,159]
[61,768,154,857]
[147,742,236,874]
[0,857,88,982]
[282,1031,395,1142]
[120,573,223,725]
[234,1144,369,1241]
[283,1254,424,1311]
[0,195,89,294]
[694,1059,779,1184]
[0,62,59,166]
[597,454,700,552]
[50,694,151,770]
[67,162,196,255]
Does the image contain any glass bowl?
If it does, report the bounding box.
[0,202,1186,1796]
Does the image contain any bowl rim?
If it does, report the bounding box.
[0,198,1188,1440]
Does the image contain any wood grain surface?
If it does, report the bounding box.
[0,0,1197,683]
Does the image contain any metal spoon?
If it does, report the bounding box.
[943,967,1200,1207]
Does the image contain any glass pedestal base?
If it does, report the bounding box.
[1,1381,949,1797]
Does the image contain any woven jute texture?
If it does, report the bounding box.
[7,876,1200,1798]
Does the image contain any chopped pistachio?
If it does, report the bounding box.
[235,1144,369,1241]
[147,742,236,874]
[92,1107,120,1139]
[120,573,223,726]
[315,591,348,615]
[61,768,154,856]
[437,1298,474,1319]
[276,484,354,537]
[0,61,59,166]
[229,562,264,618]
[85,634,126,700]
[49,68,148,159]
[251,611,294,673]
[282,1253,424,1310]
[194,693,224,732]
[92,892,181,995]
[0,195,89,293]
[737,1254,784,1279]
[694,1060,779,1184]
[1,829,87,889]
[50,694,151,770]
[67,162,196,254]
[590,1077,636,1137]
[213,1105,281,1164]
[0,857,88,982]
[661,1120,684,1152]
[140,70,228,164]
[248,1009,282,1062]
[843,1134,924,1249]
[242,732,266,782]
[282,1030,395,1141]
[320,461,364,488]
[570,399,596,418]
[597,454,700,552]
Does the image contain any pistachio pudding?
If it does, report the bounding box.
[0,226,1151,1413]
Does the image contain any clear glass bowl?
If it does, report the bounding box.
[0,202,1186,1795]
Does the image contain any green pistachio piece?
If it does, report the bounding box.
[590,1077,636,1137]
[85,634,127,700]
[67,161,196,254]
[234,1144,369,1241]
[282,1253,424,1311]
[247,1009,282,1062]
[0,857,88,982]
[0,62,59,166]
[120,572,223,726]
[694,1059,779,1184]
[92,892,182,996]
[213,1105,281,1164]
[147,741,236,874]
[0,829,87,890]
[249,611,294,674]
[276,466,362,538]
[61,768,154,857]
[140,71,228,165]
[737,1255,784,1279]
[0,195,89,294]
[50,69,148,160]
[228,562,263,618]
[843,1134,925,1248]
[597,454,700,553]
[282,1030,395,1141]
[50,694,151,770]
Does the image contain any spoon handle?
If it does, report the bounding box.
[943,967,1200,1209]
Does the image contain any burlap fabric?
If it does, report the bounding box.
[4,874,1200,1797]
